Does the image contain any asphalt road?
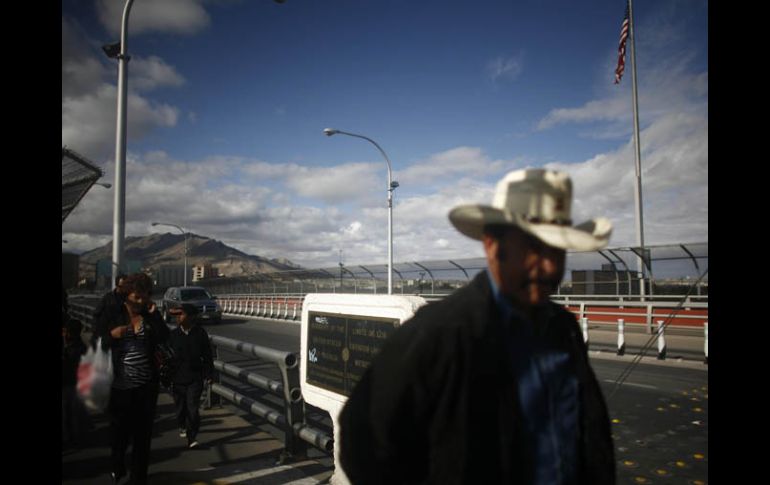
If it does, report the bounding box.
[203,315,708,485]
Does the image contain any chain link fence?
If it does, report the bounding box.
[199,242,707,299]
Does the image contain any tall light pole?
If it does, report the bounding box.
[104,0,136,290]
[152,222,189,287]
[324,128,399,294]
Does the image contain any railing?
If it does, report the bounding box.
[68,297,100,331]
[216,294,305,321]
[552,294,709,305]
[208,335,333,461]
[218,292,708,332]
[551,295,708,334]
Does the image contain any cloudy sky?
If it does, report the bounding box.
[62,0,707,269]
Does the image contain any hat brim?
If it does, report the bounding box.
[449,205,612,251]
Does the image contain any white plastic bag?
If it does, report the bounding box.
[76,338,113,412]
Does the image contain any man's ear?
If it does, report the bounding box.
[483,234,506,263]
[483,233,507,262]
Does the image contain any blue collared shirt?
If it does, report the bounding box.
[487,270,579,485]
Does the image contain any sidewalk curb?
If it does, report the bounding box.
[588,350,708,371]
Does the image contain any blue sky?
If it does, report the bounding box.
[62,0,708,270]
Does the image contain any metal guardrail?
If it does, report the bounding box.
[68,298,98,331]
[218,294,304,321]
[208,335,333,460]
[220,292,709,333]
[552,294,709,304]
[554,299,708,334]
[218,292,708,363]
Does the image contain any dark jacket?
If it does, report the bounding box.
[339,272,616,485]
[169,324,214,384]
[90,289,126,348]
[93,305,170,384]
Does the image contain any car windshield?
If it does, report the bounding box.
[180,289,211,301]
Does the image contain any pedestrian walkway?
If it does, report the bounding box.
[62,391,333,484]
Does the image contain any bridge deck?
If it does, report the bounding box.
[62,391,332,484]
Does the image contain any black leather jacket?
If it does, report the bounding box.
[339,272,616,484]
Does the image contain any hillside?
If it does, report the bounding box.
[78,233,301,277]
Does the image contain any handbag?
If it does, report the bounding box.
[76,338,113,412]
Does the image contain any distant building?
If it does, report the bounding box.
[62,253,80,289]
[192,264,217,282]
[571,268,640,295]
[95,258,143,289]
[155,265,192,288]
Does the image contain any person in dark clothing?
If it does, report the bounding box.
[168,303,214,449]
[91,274,128,348]
[62,318,88,446]
[339,169,617,484]
[93,272,170,485]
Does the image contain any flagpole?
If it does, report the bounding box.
[628,0,647,299]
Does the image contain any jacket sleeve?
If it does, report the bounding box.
[338,318,434,484]
[146,309,170,345]
[91,297,122,351]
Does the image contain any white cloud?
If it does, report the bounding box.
[286,162,381,204]
[62,17,184,162]
[397,147,516,190]
[130,56,186,91]
[543,111,707,247]
[62,18,107,99]
[96,0,210,37]
[241,160,382,206]
[63,115,706,268]
[61,84,180,161]
[537,97,629,131]
[486,54,524,83]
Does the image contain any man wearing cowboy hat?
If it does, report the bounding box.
[339,169,616,484]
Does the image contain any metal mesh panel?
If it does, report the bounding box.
[201,242,707,297]
[62,147,104,223]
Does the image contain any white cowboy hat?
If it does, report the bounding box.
[448,168,612,251]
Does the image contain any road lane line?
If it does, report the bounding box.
[603,379,658,390]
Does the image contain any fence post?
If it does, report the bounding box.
[704,321,708,365]
[581,317,589,347]
[617,318,625,356]
[646,304,653,334]
[656,319,666,360]
[208,343,221,407]
[277,356,308,464]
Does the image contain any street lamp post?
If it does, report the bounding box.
[152,222,189,287]
[324,128,399,294]
[104,0,136,290]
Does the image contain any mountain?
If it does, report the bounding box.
[78,233,301,277]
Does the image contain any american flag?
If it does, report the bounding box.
[614,1,630,84]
